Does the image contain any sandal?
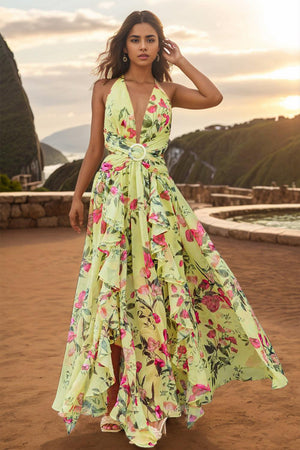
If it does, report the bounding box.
[100,414,122,432]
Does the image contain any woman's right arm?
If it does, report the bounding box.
[69,80,106,233]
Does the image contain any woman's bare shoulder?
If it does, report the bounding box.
[158,80,177,105]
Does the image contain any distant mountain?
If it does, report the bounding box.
[165,115,300,187]
[0,34,43,180]
[42,124,90,154]
[40,142,68,165]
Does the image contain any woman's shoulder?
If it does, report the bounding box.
[93,77,120,104]
[157,80,177,105]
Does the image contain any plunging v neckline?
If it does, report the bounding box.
[121,74,157,144]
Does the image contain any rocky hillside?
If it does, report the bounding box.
[0,34,43,181]
[40,142,68,165]
[165,115,300,187]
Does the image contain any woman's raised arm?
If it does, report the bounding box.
[163,39,223,109]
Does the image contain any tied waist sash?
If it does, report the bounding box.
[101,133,170,175]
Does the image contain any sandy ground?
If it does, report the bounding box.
[0,226,299,450]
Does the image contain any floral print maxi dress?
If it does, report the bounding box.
[52,74,288,446]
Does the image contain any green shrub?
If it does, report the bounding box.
[0,173,22,191]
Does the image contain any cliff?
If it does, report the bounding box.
[0,34,43,181]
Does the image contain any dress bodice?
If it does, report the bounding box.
[103,74,172,156]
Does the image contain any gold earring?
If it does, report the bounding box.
[123,54,128,62]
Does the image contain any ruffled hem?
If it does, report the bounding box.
[52,164,288,442]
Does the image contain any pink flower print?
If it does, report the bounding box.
[163,328,168,341]
[70,317,75,325]
[75,290,86,308]
[153,313,161,323]
[159,98,168,108]
[142,161,150,169]
[178,345,187,356]
[208,241,216,251]
[176,296,184,306]
[191,229,203,246]
[147,337,160,352]
[185,229,194,242]
[149,212,159,222]
[249,337,261,348]
[128,127,136,138]
[87,350,96,360]
[217,324,226,333]
[120,328,126,339]
[231,347,238,353]
[100,220,107,234]
[67,330,76,342]
[93,208,102,224]
[271,353,279,364]
[187,275,198,284]
[177,214,187,227]
[159,190,170,200]
[110,186,118,195]
[163,401,177,411]
[150,94,156,101]
[130,198,138,210]
[159,343,169,357]
[99,306,107,318]
[183,359,189,370]
[195,311,201,324]
[163,113,170,126]
[207,329,216,339]
[144,251,154,267]
[81,364,90,371]
[147,105,157,113]
[136,361,142,372]
[180,309,189,319]
[192,384,211,396]
[199,279,210,290]
[202,294,220,312]
[101,162,113,172]
[154,358,165,368]
[225,336,237,344]
[98,247,109,256]
[179,259,183,267]
[171,284,177,293]
[121,250,127,261]
[155,405,163,419]
[120,194,130,204]
[138,284,149,295]
[121,119,127,127]
[83,262,91,272]
[153,233,167,247]
[115,162,127,171]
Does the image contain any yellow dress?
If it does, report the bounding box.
[52,74,288,447]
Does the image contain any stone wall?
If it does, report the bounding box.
[176,184,300,205]
[1,184,300,229]
[0,192,90,229]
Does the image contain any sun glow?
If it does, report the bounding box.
[259,0,300,49]
[280,95,300,111]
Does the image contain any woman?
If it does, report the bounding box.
[52,10,288,448]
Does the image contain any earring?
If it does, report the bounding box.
[156,53,160,62]
[123,54,128,62]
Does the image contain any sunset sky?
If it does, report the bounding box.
[1,0,299,142]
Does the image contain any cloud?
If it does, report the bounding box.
[165,25,207,41]
[0,7,119,41]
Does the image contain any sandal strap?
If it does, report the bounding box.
[101,415,120,426]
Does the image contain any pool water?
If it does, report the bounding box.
[227,211,300,230]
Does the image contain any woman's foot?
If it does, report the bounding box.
[101,382,121,431]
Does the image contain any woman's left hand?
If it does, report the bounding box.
[162,39,184,65]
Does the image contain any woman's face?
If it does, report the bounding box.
[124,22,159,67]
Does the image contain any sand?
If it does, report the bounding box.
[0,227,299,450]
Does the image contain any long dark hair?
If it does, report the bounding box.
[94,10,172,83]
